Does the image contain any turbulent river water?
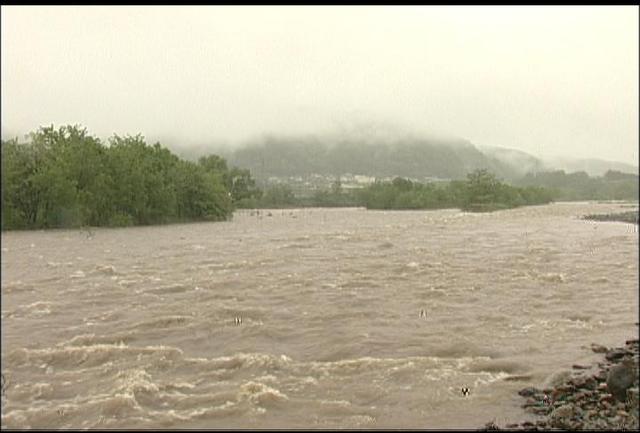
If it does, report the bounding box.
[1,202,638,429]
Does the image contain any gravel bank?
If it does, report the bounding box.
[481,335,639,431]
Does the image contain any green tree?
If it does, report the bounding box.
[1,125,243,230]
[331,177,342,195]
[465,169,500,205]
[1,139,42,228]
[228,167,262,204]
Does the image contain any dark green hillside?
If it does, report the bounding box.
[224,135,520,181]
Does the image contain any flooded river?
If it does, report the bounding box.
[1,202,638,429]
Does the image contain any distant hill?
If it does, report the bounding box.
[214,134,521,182]
[173,134,638,183]
[478,145,549,176]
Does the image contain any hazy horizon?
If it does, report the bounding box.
[2,6,638,166]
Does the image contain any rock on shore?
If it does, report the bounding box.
[481,337,639,431]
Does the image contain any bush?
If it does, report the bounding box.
[359,169,553,212]
[107,212,135,227]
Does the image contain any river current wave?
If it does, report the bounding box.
[1,203,638,428]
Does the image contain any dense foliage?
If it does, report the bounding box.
[237,169,553,211]
[356,169,553,211]
[515,170,639,201]
[1,125,260,230]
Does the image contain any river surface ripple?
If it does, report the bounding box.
[1,202,638,429]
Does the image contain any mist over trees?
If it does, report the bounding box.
[213,134,638,207]
[209,135,524,181]
[2,125,637,231]
[186,133,637,186]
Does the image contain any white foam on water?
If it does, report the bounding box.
[116,368,160,396]
[539,272,566,283]
[93,265,117,275]
[20,301,53,316]
[47,261,73,268]
[70,270,85,279]
[238,381,288,407]
[320,399,351,408]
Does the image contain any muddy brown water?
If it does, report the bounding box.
[1,202,638,429]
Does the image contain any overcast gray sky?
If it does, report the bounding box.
[1,6,638,164]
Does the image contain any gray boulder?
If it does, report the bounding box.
[606,358,638,402]
[550,403,577,428]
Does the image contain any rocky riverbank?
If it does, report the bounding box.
[582,210,639,225]
[481,336,639,431]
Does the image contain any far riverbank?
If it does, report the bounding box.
[582,210,638,225]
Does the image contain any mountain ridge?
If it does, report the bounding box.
[172,135,638,181]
